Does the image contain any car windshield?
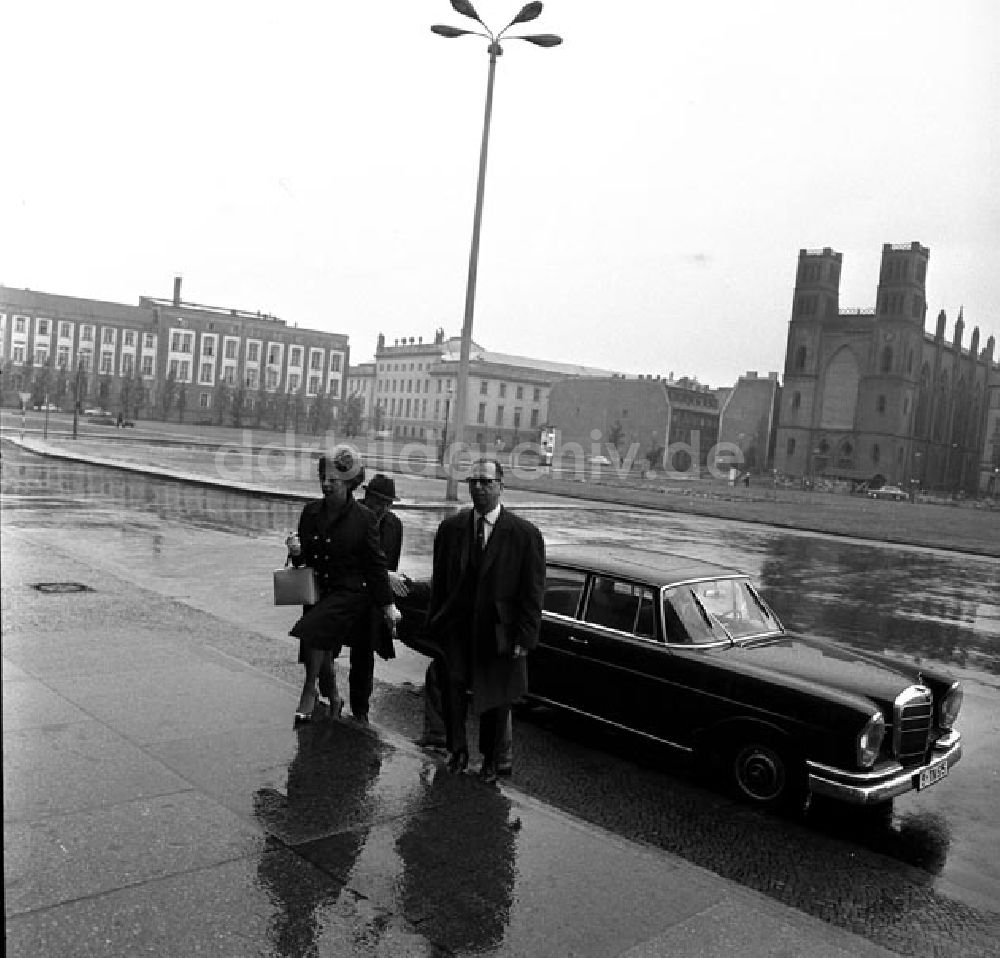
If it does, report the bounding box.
[661,578,782,644]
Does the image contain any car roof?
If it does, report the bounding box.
[546,544,745,588]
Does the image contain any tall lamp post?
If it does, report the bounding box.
[439,386,455,465]
[432,1,561,499]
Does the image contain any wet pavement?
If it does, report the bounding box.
[3,528,900,957]
[4,436,1000,955]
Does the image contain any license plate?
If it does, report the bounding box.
[917,758,949,790]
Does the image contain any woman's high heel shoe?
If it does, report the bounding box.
[294,690,318,727]
[447,748,469,773]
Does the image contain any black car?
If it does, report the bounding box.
[397,545,962,809]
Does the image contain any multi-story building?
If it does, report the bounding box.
[773,242,999,494]
[717,371,782,474]
[0,280,349,427]
[369,330,613,446]
[547,373,721,472]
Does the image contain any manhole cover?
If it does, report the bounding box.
[31,582,95,594]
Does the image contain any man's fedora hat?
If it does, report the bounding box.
[363,473,397,501]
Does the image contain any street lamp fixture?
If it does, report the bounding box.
[432,1,562,500]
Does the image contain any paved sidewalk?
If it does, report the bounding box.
[1,523,898,955]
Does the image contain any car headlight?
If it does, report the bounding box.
[857,712,885,768]
[938,683,963,729]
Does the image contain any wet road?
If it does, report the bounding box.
[3,446,999,955]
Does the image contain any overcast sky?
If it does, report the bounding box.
[3,1,998,386]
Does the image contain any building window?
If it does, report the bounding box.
[516,385,523,400]
[480,380,489,395]
[38,319,50,336]
[499,383,507,398]
[309,350,322,370]
[245,369,257,388]
[266,370,278,389]
[786,438,796,456]
[101,328,114,345]
[288,373,301,392]
[56,346,70,367]
[477,403,486,424]
[179,361,190,380]
[268,345,281,365]
[533,387,541,402]
[290,347,303,367]
[124,330,136,347]
[200,363,213,384]
[225,339,238,359]
[330,354,342,373]
[199,393,211,409]
[495,405,504,426]
[248,342,260,362]
[872,443,881,464]
[81,326,94,343]
[530,408,539,428]
[513,408,522,429]
[141,356,153,376]
[794,346,807,371]
[792,391,801,410]
[877,394,887,413]
[203,337,215,357]
[122,355,135,377]
[34,348,48,365]
[100,353,113,374]
[880,346,893,373]
[13,345,25,364]
[79,350,92,372]
[223,367,235,386]
[15,316,26,333]
[60,322,71,338]
[144,333,156,349]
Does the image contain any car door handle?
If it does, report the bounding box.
[567,635,588,646]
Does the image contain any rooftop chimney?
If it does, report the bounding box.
[173,276,182,307]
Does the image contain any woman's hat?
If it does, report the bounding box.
[363,473,397,501]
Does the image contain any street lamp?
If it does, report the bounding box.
[432,1,562,499]
[439,386,455,465]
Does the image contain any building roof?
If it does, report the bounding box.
[0,285,153,324]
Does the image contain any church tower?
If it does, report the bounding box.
[776,247,843,476]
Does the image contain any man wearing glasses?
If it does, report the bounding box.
[427,457,546,784]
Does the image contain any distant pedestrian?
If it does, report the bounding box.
[426,457,545,784]
[287,446,400,726]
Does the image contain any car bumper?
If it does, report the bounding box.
[806,731,962,805]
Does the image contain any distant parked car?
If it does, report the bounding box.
[868,484,908,502]
[88,414,117,426]
[34,403,59,412]
[83,407,105,416]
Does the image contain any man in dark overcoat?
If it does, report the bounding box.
[427,457,545,783]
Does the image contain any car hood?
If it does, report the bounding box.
[724,633,919,709]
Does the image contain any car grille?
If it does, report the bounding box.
[893,685,934,767]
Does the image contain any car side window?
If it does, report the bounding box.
[543,567,586,618]
[584,576,656,638]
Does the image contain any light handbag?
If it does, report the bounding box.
[273,560,319,606]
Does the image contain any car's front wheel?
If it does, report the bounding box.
[731,739,801,808]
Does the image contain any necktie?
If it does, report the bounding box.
[476,515,486,552]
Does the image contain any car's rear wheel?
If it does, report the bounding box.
[731,739,801,808]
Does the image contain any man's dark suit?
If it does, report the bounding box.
[427,505,545,766]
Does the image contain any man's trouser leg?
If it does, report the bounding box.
[348,639,374,719]
[422,658,448,747]
[478,705,511,769]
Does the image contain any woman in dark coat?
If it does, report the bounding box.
[286,446,400,725]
